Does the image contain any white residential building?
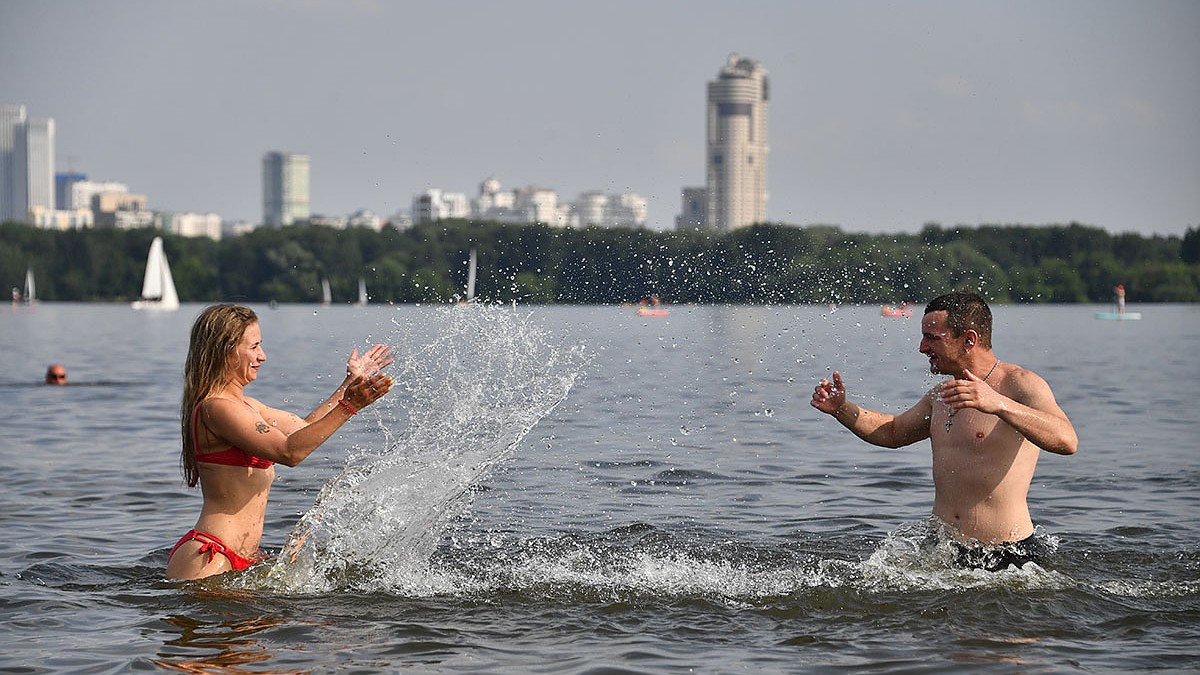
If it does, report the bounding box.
[473,177,518,221]
[428,178,647,229]
[412,189,469,224]
[93,192,152,229]
[568,191,647,228]
[162,211,222,239]
[575,191,608,227]
[70,180,129,211]
[28,205,94,230]
[514,187,562,225]
[609,193,648,228]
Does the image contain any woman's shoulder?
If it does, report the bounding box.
[201,395,260,418]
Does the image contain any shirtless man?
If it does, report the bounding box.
[811,291,1077,570]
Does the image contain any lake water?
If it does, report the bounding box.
[1,302,1197,673]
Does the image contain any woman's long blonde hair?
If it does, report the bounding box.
[180,304,258,487]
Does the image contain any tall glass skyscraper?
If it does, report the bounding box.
[1,104,57,223]
[25,117,55,211]
[262,151,310,227]
[705,54,769,232]
[1,104,29,223]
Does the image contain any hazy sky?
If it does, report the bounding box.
[3,0,1197,236]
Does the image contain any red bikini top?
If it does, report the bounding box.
[193,401,275,470]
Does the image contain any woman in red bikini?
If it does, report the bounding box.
[166,304,394,580]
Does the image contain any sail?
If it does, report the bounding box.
[159,247,180,308]
[466,247,477,302]
[23,267,35,304]
[357,277,367,306]
[321,278,332,304]
[140,237,166,300]
[133,237,180,310]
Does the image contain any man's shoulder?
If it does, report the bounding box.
[996,362,1054,400]
[1003,362,1046,383]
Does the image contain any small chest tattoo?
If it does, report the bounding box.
[256,422,270,434]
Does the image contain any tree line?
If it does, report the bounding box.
[3,220,1198,305]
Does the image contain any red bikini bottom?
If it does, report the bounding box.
[169,529,258,571]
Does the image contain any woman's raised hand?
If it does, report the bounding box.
[347,344,394,378]
[343,372,393,411]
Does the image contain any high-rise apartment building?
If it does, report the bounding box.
[705,54,769,231]
[262,151,310,227]
[1,104,29,223]
[1,104,58,223]
[25,117,55,211]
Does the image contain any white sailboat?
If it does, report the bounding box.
[132,236,180,311]
[23,267,35,305]
[465,247,477,302]
[356,277,368,306]
[321,278,332,305]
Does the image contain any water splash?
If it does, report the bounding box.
[259,304,588,593]
[412,519,1077,603]
[855,518,1071,591]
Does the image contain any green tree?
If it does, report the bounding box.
[2,220,1197,305]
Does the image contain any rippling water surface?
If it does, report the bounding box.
[1,302,1197,673]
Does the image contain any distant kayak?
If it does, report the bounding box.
[1095,312,1141,321]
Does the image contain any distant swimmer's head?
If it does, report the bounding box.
[45,364,68,385]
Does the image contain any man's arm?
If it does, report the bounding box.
[812,371,932,448]
[945,367,1078,455]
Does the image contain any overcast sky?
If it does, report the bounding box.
[3,0,1197,236]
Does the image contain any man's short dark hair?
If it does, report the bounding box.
[925,291,993,348]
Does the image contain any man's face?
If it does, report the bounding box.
[45,366,67,384]
[918,311,964,375]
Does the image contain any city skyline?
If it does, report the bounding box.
[1,1,1197,237]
